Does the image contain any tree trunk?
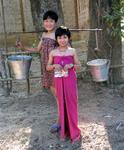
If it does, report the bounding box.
[88,0,122,83]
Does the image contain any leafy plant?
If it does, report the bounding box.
[103,0,124,37]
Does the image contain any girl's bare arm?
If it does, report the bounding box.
[47,51,62,71]
[17,40,42,52]
[46,51,54,71]
[73,49,81,70]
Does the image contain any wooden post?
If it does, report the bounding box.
[1,0,12,94]
[26,78,30,95]
[1,0,8,53]
[19,0,25,32]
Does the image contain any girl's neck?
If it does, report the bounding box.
[47,29,55,33]
[58,46,68,51]
[43,31,55,40]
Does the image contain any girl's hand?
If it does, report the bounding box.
[16,41,25,50]
[53,64,62,71]
[74,64,81,70]
[64,64,73,71]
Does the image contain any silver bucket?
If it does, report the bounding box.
[87,59,110,82]
[8,55,32,79]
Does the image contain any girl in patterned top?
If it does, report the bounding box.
[16,10,60,131]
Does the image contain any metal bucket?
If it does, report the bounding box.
[7,55,32,79]
[87,59,110,82]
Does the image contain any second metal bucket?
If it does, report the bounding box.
[8,55,32,79]
[87,59,110,82]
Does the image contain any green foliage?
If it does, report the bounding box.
[103,0,124,38]
[32,39,37,48]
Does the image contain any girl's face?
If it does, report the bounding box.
[57,35,69,47]
[43,18,56,32]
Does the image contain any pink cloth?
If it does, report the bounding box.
[53,55,80,141]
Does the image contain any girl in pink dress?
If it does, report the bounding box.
[47,26,81,142]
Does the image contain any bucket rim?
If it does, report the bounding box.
[8,55,32,61]
[87,59,108,66]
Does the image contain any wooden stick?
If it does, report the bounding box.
[2,51,39,56]
[0,78,12,81]
[110,64,124,69]
[0,63,124,82]
[0,28,103,35]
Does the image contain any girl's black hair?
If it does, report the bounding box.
[43,10,58,22]
[55,26,71,39]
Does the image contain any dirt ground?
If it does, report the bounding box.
[1,49,124,150]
